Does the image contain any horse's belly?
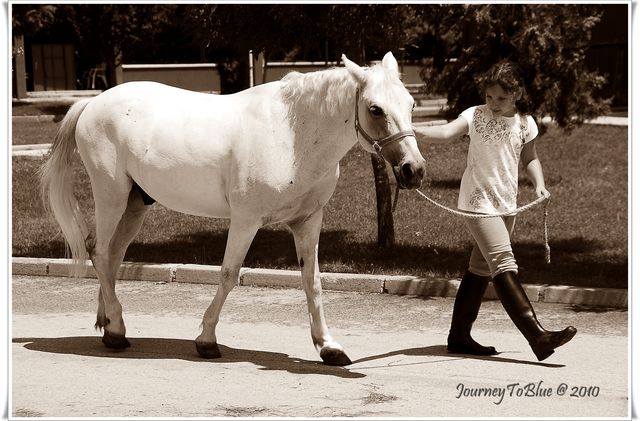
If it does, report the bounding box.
[132,166,231,218]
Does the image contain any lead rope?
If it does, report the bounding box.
[392,186,551,264]
[543,198,551,264]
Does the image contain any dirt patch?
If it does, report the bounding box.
[361,385,399,405]
[222,406,271,417]
[14,408,46,417]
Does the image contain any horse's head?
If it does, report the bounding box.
[342,52,426,190]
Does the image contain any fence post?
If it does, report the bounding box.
[12,35,27,99]
[257,52,266,85]
[115,64,123,85]
[249,50,254,88]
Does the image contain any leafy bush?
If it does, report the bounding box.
[420,4,611,129]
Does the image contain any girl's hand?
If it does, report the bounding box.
[536,186,551,199]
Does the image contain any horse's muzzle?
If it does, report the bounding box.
[393,160,426,190]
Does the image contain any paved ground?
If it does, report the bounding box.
[11,275,629,418]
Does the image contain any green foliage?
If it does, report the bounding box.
[420,4,610,129]
[323,5,426,61]
[11,5,58,36]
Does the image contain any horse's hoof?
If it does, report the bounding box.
[102,330,130,349]
[195,341,222,359]
[320,348,352,366]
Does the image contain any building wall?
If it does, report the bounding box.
[257,60,424,86]
[117,63,221,92]
[115,61,424,93]
[31,43,76,91]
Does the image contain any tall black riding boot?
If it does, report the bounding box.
[492,271,577,361]
[447,270,497,355]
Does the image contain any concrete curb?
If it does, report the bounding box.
[12,143,52,151]
[11,143,51,159]
[11,257,628,309]
[12,150,49,159]
[13,90,101,103]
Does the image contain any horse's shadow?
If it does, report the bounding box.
[12,336,364,379]
[350,346,565,369]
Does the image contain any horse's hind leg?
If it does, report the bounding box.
[89,179,141,349]
[195,217,260,358]
[288,210,351,366]
[94,188,150,343]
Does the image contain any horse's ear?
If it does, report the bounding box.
[382,52,399,78]
[342,54,367,84]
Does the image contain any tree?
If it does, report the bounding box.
[12,5,59,37]
[419,4,610,130]
[73,4,175,87]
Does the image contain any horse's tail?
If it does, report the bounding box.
[39,98,93,278]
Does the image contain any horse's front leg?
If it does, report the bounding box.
[288,210,352,366]
[195,218,260,359]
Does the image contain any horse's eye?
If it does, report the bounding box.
[369,105,384,117]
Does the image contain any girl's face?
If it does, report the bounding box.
[485,83,521,118]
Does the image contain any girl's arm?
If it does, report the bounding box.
[414,116,469,144]
[521,140,550,198]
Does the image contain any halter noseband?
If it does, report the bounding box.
[354,88,416,153]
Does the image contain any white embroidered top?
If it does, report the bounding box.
[458,105,539,214]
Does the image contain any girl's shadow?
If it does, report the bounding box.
[351,345,565,368]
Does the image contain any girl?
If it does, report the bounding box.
[416,61,576,361]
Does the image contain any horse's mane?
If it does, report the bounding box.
[280,67,357,117]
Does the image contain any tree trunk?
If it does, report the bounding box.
[218,51,250,94]
[349,40,396,248]
[104,48,122,89]
[370,153,395,248]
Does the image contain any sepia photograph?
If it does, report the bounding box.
[7,2,631,418]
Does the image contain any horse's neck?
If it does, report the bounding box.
[292,101,356,179]
[284,73,358,173]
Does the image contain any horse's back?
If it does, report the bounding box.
[80,82,232,135]
[78,81,284,150]
[75,82,247,217]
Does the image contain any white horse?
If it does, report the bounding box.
[40,52,426,366]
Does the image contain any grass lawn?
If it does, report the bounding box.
[12,100,74,117]
[12,120,60,145]
[11,119,628,289]
[11,100,73,145]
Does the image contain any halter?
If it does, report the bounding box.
[354,88,415,153]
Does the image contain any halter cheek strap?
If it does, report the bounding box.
[354,88,415,153]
